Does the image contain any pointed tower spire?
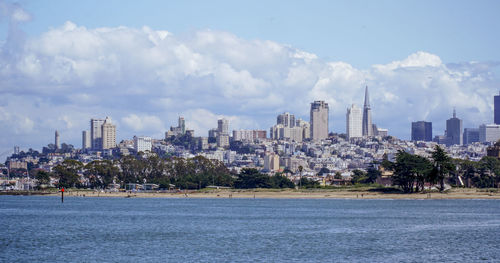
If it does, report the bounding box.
[364,85,370,108]
[362,86,373,137]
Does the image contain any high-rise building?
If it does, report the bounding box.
[445,109,463,145]
[310,101,329,140]
[90,118,105,150]
[296,119,311,140]
[463,128,479,145]
[495,92,500,124]
[134,136,152,153]
[55,130,60,149]
[362,86,373,137]
[277,112,295,128]
[346,104,362,139]
[178,117,186,134]
[101,117,116,150]
[217,119,229,135]
[264,153,280,172]
[411,121,432,141]
[479,124,500,143]
[82,130,91,150]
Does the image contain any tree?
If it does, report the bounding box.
[234,168,272,189]
[334,172,342,179]
[271,173,295,188]
[430,145,455,192]
[53,159,83,188]
[298,165,303,189]
[84,160,119,188]
[392,151,432,193]
[35,170,51,188]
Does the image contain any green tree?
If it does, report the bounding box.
[430,145,455,192]
[271,173,295,188]
[392,151,432,193]
[35,170,51,188]
[53,159,83,188]
[234,168,273,189]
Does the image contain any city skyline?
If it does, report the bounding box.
[1,1,500,159]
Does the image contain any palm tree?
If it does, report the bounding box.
[298,165,303,189]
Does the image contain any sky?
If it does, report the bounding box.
[1,0,500,160]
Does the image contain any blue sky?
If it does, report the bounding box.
[1,0,500,159]
[8,0,500,68]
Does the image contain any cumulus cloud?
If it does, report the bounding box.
[0,20,499,159]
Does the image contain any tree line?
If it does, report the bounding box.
[384,145,500,193]
[36,155,297,190]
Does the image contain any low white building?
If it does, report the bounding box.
[134,136,152,153]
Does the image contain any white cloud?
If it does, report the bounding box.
[121,114,165,134]
[0,21,499,159]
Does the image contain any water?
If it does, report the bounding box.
[1,196,499,263]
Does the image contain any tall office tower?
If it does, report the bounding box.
[362,86,373,137]
[55,130,60,149]
[346,104,362,139]
[310,101,329,140]
[479,124,500,143]
[463,128,479,145]
[277,112,295,128]
[217,119,229,134]
[82,130,91,150]
[296,119,311,140]
[411,121,432,141]
[101,117,116,150]
[178,117,186,134]
[495,92,500,124]
[90,118,105,150]
[445,109,463,146]
[14,146,20,155]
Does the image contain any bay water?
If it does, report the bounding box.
[1,196,499,262]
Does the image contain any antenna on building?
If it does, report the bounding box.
[453,107,456,118]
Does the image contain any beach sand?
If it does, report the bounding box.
[50,188,500,200]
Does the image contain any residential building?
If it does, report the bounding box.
[101,117,116,150]
[277,112,295,128]
[310,101,329,140]
[90,118,105,151]
[134,136,152,153]
[264,153,280,172]
[82,130,91,150]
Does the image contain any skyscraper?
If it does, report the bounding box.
[90,118,105,150]
[463,128,479,145]
[411,121,432,141]
[178,117,186,134]
[445,109,463,145]
[277,112,295,128]
[217,119,229,148]
[362,86,373,137]
[346,104,362,139]
[217,119,229,135]
[55,130,60,149]
[495,92,500,124]
[310,101,329,140]
[82,130,91,150]
[101,117,116,150]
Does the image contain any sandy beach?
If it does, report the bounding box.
[40,188,500,200]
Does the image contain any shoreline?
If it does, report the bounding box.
[3,188,500,200]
